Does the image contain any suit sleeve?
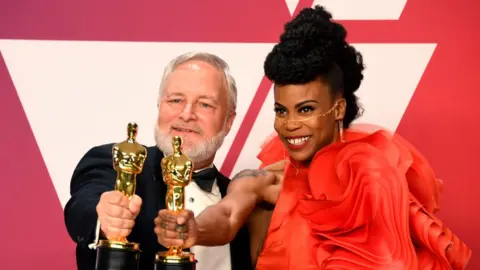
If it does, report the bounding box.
[63,143,116,248]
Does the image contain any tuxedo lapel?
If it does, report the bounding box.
[150,147,167,213]
[214,167,229,198]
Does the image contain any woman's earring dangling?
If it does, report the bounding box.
[338,120,345,142]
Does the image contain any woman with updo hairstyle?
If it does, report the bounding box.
[255,5,471,269]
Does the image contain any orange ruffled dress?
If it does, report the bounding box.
[255,125,471,270]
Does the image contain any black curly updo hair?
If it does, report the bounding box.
[264,5,365,128]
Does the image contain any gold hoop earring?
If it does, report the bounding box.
[338,120,345,142]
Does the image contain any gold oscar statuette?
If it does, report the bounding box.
[97,122,147,253]
[155,136,197,270]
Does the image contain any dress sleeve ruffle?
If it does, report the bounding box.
[299,131,418,269]
[256,128,471,269]
[409,196,472,269]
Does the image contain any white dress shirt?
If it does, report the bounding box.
[186,167,232,270]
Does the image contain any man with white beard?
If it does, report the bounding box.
[63,52,252,270]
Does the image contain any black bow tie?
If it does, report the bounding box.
[193,167,217,193]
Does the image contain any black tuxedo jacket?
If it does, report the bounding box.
[64,143,252,270]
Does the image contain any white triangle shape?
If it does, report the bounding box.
[0,40,436,204]
[285,0,301,15]
[0,40,276,207]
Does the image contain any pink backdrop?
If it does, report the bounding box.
[1,0,479,269]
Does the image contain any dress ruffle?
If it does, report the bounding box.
[255,124,471,270]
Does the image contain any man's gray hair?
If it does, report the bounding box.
[158,52,238,112]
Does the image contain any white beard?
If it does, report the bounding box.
[154,124,226,166]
